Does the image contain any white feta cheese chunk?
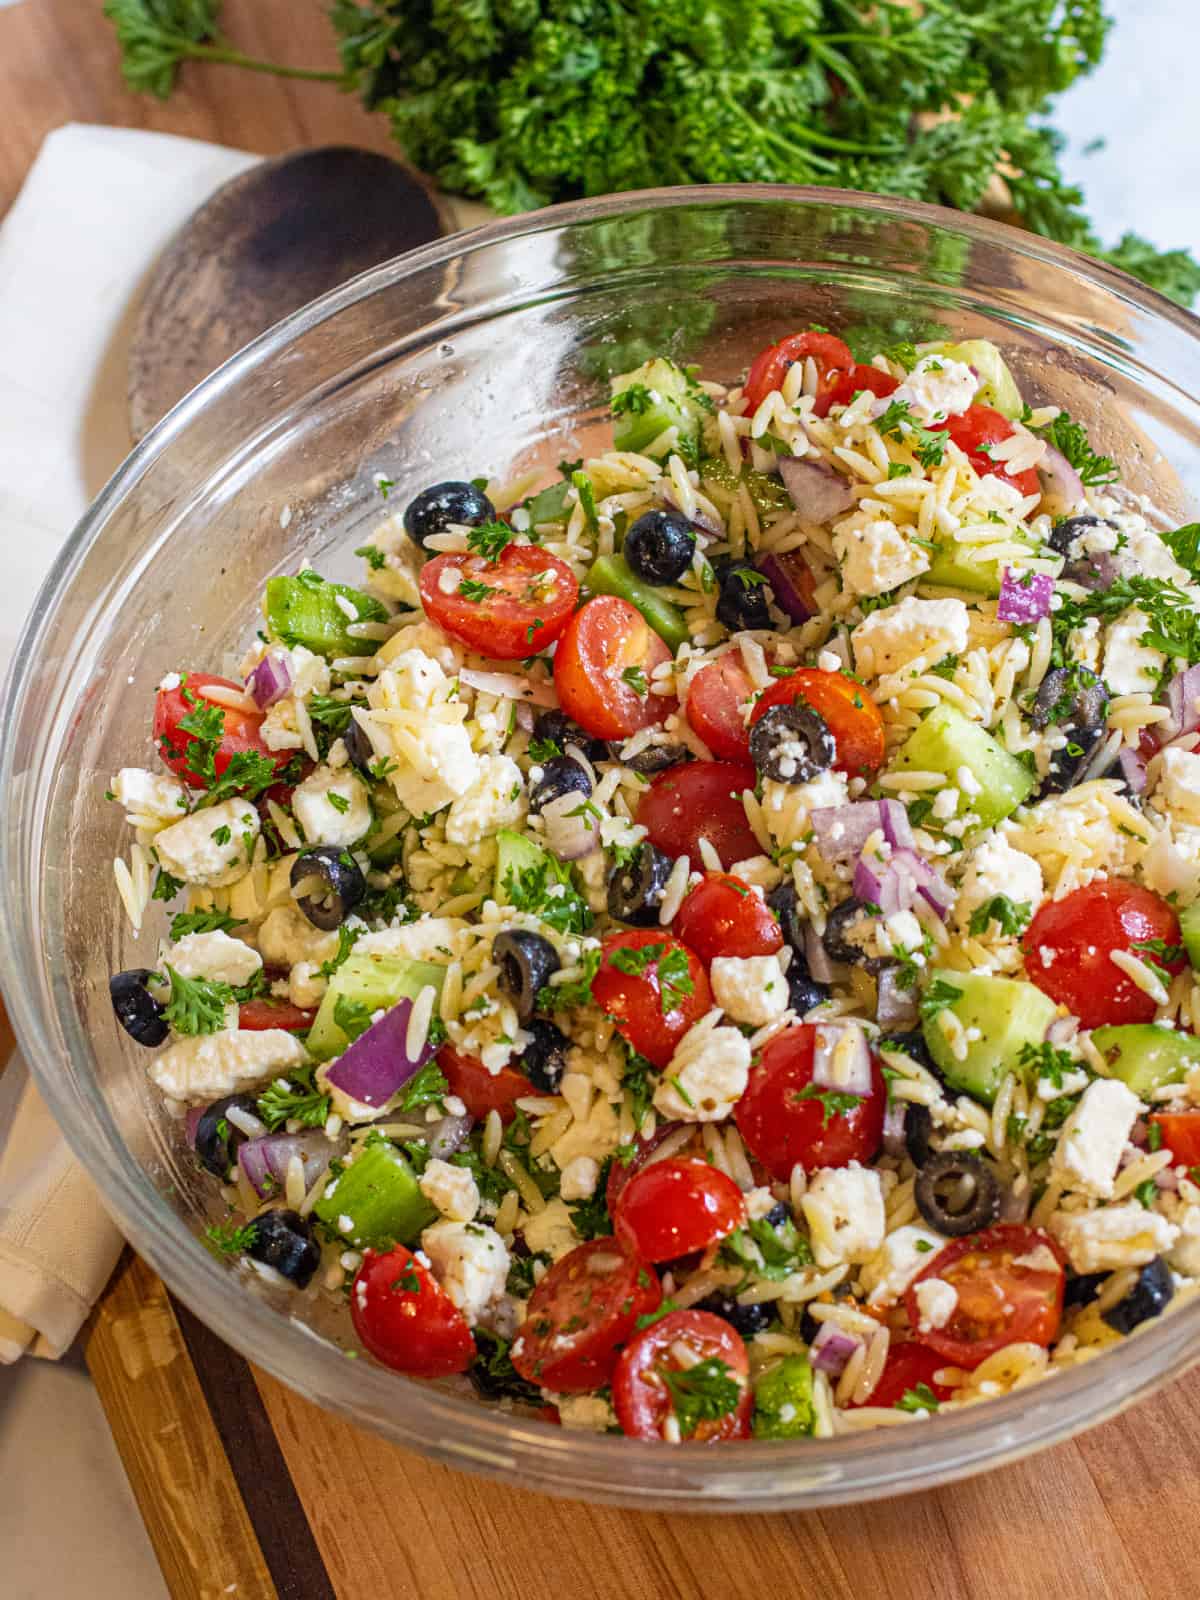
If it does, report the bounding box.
[154,798,260,888]
[851,596,970,677]
[1158,747,1200,827]
[1115,523,1194,588]
[255,904,339,968]
[419,1157,480,1222]
[889,355,977,424]
[913,1277,957,1332]
[859,1224,946,1305]
[654,1011,751,1122]
[287,960,327,1010]
[111,767,189,824]
[834,517,929,599]
[1103,609,1164,696]
[519,1198,579,1261]
[166,929,263,988]
[1051,1079,1140,1198]
[148,1028,306,1102]
[1139,821,1200,906]
[953,833,1044,930]
[709,955,788,1028]
[801,1163,886,1268]
[556,1395,618,1433]
[1167,1203,1200,1278]
[420,1221,510,1323]
[355,916,468,964]
[291,764,371,848]
[1049,1202,1179,1273]
[558,1156,601,1202]
[548,1096,621,1170]
[359,649,480,817]
[444,754,526,846]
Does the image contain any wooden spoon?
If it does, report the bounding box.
[128,145,450,440]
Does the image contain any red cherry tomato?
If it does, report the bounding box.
[811,363,899,419]
[605,1125,704,1215]
[613,1310,752,1442]
[1021,881,1186,1029]
[734,1023,887,1181]
[686,654,756,762]
[350,1245,475,1378]
[849,1341,955,1410]
[1148,1112,1200,1166]
[438,1044,534,1125]
[419,544,578,659]
[907,1225,1066,1370]
[932,404,1040,498]
[154,672,290,789]
[635,761,760,870]
[237,998,317,1032]
[510,1238,661,1393]
[553,595,676,740]
[614,1158,746,1262]
[590,930,712,1069]
[743,331,853,416]
[673,873,784,963]
[750,668,885,780]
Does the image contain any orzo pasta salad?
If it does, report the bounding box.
[108,329,1200,1440]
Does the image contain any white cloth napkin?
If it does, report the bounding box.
[0,123,265,1360]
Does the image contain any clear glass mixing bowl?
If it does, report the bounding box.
[3,186,1200,1510]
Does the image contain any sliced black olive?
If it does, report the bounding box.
[1046,513,1113,558]
[767,881,806,954]
[403,480,495,550]
[1033,665,1111,795]
[903,1103,935,1169]
[493,930,560,1024]
[914,1151,1001,1237]
[529,755,592,813]
[291,846,366,931]
[624,509,697,585]
[760,1201,790,1228]
[110,968,168,1047]
[1101,1256,1175,1335]
[624,742,692,775]
[1063,1270,1106,1310]
[749,703,835,784]
[342,716,375,776]
[821,897,878,968]
[532,709,609,766]
[194,1094,258,1178]
[519,1018,570,1093]
[696,1291,773,1337]
[787,967,831,1016]
[245,1209,321,1289]
[715,559,772,631]
[606,842,674,926]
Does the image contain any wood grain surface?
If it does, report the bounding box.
[4,6,1200,1599]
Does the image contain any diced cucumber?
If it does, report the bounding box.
[494,829,552,906]
[922,970,1058,1105]
[526,479,572,527]
[308,953,446,1061]
[611,357,710,465]
[1180,903,1200,971]
[587,553,689,652]
[1089,1024,1200,1099]
[892,705,1035,831]
[493,830,591,934]
[920,339,1024,419]
[926,539,1008,597]
[313,1139,435,1249]
[752,1355,816,1439]
[364,791,407,868]
[700,455,795,520]
[264,572,388,660]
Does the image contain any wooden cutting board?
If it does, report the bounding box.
[4,5,1200,1598]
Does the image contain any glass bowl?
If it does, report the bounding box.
[3,186,1200,1510]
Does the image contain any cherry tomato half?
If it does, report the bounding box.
[614,1158,746,1263]
[686,654,756,762]
[743,331,853,417]
[673,873,783,964]
[1021,881,1186,1029]
[605,1125,705,1215]
[613,1310,752,1442]
[811,363,899,419]
[849,1341,955,1410]
[154,672,290,789]
[933,404,1039,498]
[510,1238,661,1393]
[438,1044,534,1124]
[420,544,578,659]
[590,930,712,1069]
[237,998,317,1032]
[350,1245,475,1378]
[906,1225,1066,1371]
[734,1023,887,1181]
[553,595,676,740]
[1148,1112,1200,1167]
[750,669,885,780]
[635,761,760,870]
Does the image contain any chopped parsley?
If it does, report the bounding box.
[398,1061,449,1114]
[502,856,593,936]
[458,577,497,603]
[611,383,654,417]
[168,908,244,939]
[621,665,649,696]
[660,1357,741,1438]
[354,542,387,570]
[537,947,601,1015]
[1147,1121,1164,1153]
[162,965,232,1036]
[968,896,1032,938]
[1029,408,1117,487]
[203,1221,259,1257]
[566,1156,614,1240]
[791,1083,863,1126]
[333,993,374,1043]
[470,1327,542,1403]
[1134,1178,1160,1210]
[466,520,515,562]
[318,923,363,980]
[918,976,963,1022]
[607,941,694,1015]
[1017,1040,1076,1090]
[720,1211,813,1283]
[256,1071,331,1131]
[620,1046,659,1132]
[307,694,360,734]
[895,1382,940,1414]
[874,399,947,471]
[572,471,600,536]
[1161,523,1200,580]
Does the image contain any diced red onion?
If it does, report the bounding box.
[1118,749,1148,797]
[882,1100,909,1158]
[1167,665,1200,740]
[458,667,559,706]
[540,790,600,859]
[804,920,835,985]
[325,995,438,1108]
[1036,443,1086,519]
[779,456,856,523]
[812,1021,873,1096]
[514,701,536,732]
[245,651,291,709]
[853,846,952,920]
[877,966,919,1030]
[185,1106,205,1147]
[238,1130,336,1199]
[427,1112,474,1159]
[1063,550,1118,592]
[755,551,815,624]
[997,568,1054,625]
[997,1181,1030,1223]
[1155,1166,1180,1192]
[809,1321,862,1376]
[810,800,913,864]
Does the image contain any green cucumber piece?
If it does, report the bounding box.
[587,553,689,652]
[892,705,1035,831]
[312,1140,435,1250]
[308,954,446,1061]
[922,970,1058,1105]
[1089,1024,1200,1098]
[1180,903,1200,971]
[700,455,795,520]
[920,339,1023,419]
[526,480,572,527]
[925,539,1008,597]
[752,1354,815,1439]
[611,357,709,465]
[493,830,592,934]
[265,572,388,660]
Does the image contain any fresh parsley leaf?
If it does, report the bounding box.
[566,1155,614,1240]
[1147,1120,1164,1153]
[459,577,497,603]
[467,520,515,562]
[661,1357,741,1438]
[537,947,601,1014]
[333,994,373,1043]
[168,908,244,939]
[162,964,232,1035]
[470,1327,542,1403]
[875,399,946,470]
[611,383,654,417]
[256,1073,331,1132]
[895,1382,940,1414]
[968,896,1032,938]
[1161,523,1200,580]
[918,977,963,1022]
[621,665,648,696]
[721,1212,813,1283]
[1031,410,1117,487]
[527,736,562,762]
[1018,1040,1077,1090]
[354,543,387,571]
[151,866,186,903]
[399,1061,449,1114]
[620,1046,659,1133]
[572,471,599,537]
[791,1083,863,1127]
[1134,1177,1160,1209]
[502,857,592,936]
[203,1220,259,1257]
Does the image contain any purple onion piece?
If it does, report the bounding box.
[1036,442,1086,519]
[1117,747,1149,795]
[245,651,291,710]
[810,801,912,865]
[779,456,856,523]
[427,1112,474,1159]
[812,1021,872,1096]
[804,920,836,985]
[877,966,919,1030]
[185,1106,205,1148]
[237,1130,336,1199]
[997,568,1054,625]
[882,1099,909,1158]
[325,994,439,1108]
[756,551,815,624]
[809,1321,861,1376]
[879,799,915,852]
[1062,551,1118,592]
[1167,664,1200,740]
[540,790,601,860]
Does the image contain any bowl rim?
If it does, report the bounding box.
[3,181,1200,1507]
